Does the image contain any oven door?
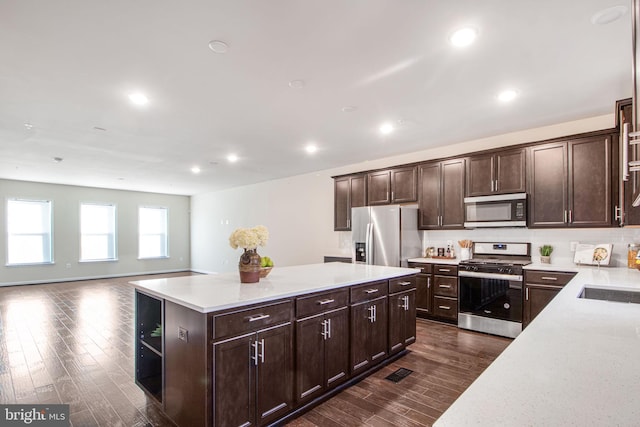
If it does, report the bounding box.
[458,272,522,323]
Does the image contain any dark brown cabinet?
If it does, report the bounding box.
[618,99,640,226]
[367,166,417,205]
[295,289,349,404]
[135,291,164,403]
[349,280,388,375]
[523,270,576,328]
[466,149,525,196]
[334,174,367,231]
[432,265,458,321]
[407,262,433,317]
[388,287,416,355]
[418,159,465,229]
[528,135,612,228]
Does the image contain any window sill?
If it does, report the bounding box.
[78,259,119,263]
[138,256,170,260]
[6,262,55,267]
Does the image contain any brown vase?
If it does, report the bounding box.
[239,249,261,283]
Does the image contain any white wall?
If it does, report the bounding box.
[0,179,191,285]
[191,113,640,273]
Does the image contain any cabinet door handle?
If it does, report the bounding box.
[397,281,411,286]
[540,276,558,281]
[427,277,431,288]
[491,180,494,192]
[564,210,568,223]
[391,191,394,200]
[438,268,451,272]
[495,179,499,192]
[251,340,259,366]
[438,284,451,289]
[569,210,573,224]
[367,306,375,322]
[327,318,331,339]
[347,219,350,228]
[403,295,410,311]
[321,319,328,340]
[438,305,451,310]
[365,289,379,294]
[318,298,335,305]
[258,338,265,364]
[525,287,529,301]
[248,314,270,322]
[373,304,377,322]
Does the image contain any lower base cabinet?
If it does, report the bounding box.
[523,270,576,328]
[350,295,388,375]
[213,322,293,427]
[388,289,417,354]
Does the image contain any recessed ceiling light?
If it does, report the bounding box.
[342,106,357,113]
[305,144,318,154]
[53,157,63,163]
[450,27,478,47]
[24,123,33,130]
[288,79,306,89]
[93,126,107,131]
[208,40,229,54]
[227,154,238,163]
[191,166,201,174]
[497,89,518,103]
[128,92,149,106]
[591,6,627,25]
[379,122,394,135]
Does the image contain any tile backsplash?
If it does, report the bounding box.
[422,227,640,267]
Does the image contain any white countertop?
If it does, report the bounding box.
[130,262,417,313]
[435,265,640,426]
[407,257,459,265]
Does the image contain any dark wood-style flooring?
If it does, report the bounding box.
[0,272,510,427]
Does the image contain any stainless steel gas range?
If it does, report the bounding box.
[458,242,531,339]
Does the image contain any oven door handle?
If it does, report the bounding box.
[458,271,523,282]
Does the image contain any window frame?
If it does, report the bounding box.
[6,197,54,266]
[79,202,118,263]
[138,205,169,259]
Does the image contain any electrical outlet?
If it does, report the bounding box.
[65,263,71,269]
[570,241,579,251]
[179,327,188,342]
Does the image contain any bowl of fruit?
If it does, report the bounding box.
[259,256,274,278]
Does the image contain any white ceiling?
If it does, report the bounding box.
[0,0,632,196]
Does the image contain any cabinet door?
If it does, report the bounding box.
[295,315,325,403]
[523,284,561,328]
[256,323,293,426]
[496,149,526,194]
[368,170,391,205]
[391,166,417,203]
[324,308,349,389]
[350,301,370,374]
[441,159,465,228]
[418,162,441,229]
[529,142,568,227]
[350,175,367,208]
[214,333,255,427]
[466,154,494,196]
[403,290,416,347]
[568,136,612,227]
[369,297,388,364]
[334,177,350,231]
[621,102,640,225]
[415,273,432,316]
[388,292,405,355]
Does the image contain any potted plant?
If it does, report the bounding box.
[539,245,553,264]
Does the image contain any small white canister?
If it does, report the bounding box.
[460,248,472,261]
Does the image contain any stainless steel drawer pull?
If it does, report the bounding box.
[438,305,451,310]
[397,281,412,286]
[439,268,451,272]
[541,276,558,281]
[318,299,335,305]
[364,289,379,294]
[439,284,451,289]
[248,314,270,322]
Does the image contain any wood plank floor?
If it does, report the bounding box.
[0,273,510,427]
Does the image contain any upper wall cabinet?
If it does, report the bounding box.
[367,166,417,205]
[418,159,465,229]
[334,174,367,231]
[528,134,613,228]
[466,148,525,197]
[618,99,640,226]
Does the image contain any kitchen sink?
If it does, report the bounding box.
[579,286,640,304]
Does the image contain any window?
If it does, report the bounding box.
[80,203,116,261]
[7,199,53,265]
[139,206,168,258]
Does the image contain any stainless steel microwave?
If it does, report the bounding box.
[464,193,527,228]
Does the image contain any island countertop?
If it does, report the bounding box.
[435,266,640,426]
[130,262,418,313]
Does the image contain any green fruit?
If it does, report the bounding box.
[260,257,268,267]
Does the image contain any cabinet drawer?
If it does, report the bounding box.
[434,264,458,276]
[389,275,416,294]
[525,271,575,286]
[213,300,293,340]
[350,280,388,304]
[434,276,457,297]
[407,262,432,274]
[433,296,457,320]
[296,288,349,318]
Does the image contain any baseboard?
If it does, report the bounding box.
[0,269,195,287]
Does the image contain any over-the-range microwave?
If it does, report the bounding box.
[464,193,527,228]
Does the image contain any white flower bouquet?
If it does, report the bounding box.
[229,225,269,250]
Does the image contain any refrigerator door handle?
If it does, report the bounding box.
[366,222,373,265]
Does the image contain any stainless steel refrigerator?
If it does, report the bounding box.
[351,205,422,267]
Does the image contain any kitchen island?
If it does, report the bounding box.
[435,265,640,426]
[130,262,417,427]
